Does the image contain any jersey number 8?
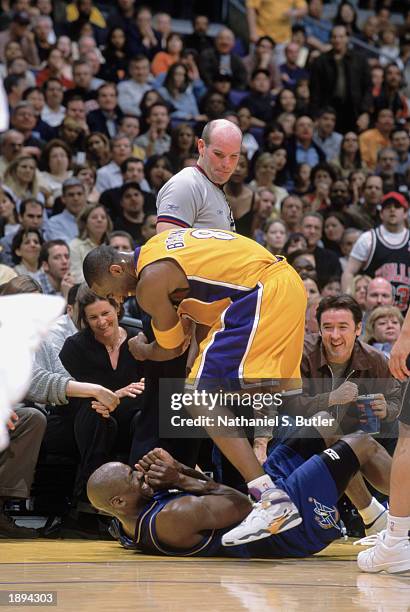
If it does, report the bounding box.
[191,229,236,241]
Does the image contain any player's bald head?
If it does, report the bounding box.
[83,245,121,287]
[87,462,130,512]
[201,119,242,147]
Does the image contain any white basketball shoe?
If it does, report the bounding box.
[222,488,302,547]
[357,531,410,573]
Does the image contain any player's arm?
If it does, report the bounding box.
[139,449,244,497]
[138,448,215,494]
[390,308,410,381]
[133,262,191,361]
[155,489,252,550]
[146,458,246,496]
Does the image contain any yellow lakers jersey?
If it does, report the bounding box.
[136,228,277,301]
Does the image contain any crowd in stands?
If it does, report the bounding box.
[0,0,410,538]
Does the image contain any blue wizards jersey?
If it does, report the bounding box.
[110,446,343,559]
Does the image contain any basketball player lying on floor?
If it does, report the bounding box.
[87,425,391,558]
[83,229,307,545]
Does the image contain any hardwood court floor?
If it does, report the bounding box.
[1,539,410,611]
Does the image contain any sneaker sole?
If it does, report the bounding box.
[359,557,410,574]
[222,513,302,547]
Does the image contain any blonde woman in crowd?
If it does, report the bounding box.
[3,155,45,208]
[349,273,372,311]
[69,203,112,282]
[363,305,403,357]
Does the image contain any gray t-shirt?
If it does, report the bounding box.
[156,166,235,230]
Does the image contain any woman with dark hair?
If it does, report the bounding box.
[139,89,167,133]
[295,79,310,114]
[59,289,145,497]
[302,162,337,212]
[270,144,289,187]
[73,163,99,204]
[273,88,297,118]
[348,169,367,206]
[144,154,173,195]
[198,90,227,122]
[242,36,281,91]
[323,212,346,256]
[165,123,197,172]
[291,163,312,198]
[39,138,73,202]
[334,1,360,35]
[283,232,308,256]
[158,62,202,121]
[0,187,19,238]
[85,132,111,169]
[151,32,184,76]
[261,121,286,153]
[101,27,128,83]
[331,132,367,178]
[11,228,43,276]
[36,47,74,88]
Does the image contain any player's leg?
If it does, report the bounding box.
[250,435,364,556]
[312,412,390,535]
[358,420,410,574]
[184,285,302,542]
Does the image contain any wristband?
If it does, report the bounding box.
[152,319,185,349]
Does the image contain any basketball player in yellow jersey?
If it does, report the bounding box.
[83,228,307,546]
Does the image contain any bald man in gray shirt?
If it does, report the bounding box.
[156,119,242,232]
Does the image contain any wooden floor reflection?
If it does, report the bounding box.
[1,539,409,611]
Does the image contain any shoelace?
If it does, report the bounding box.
[354,530,386,547]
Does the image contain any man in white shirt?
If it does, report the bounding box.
[41,78,66,127]
[342,191,410,313]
